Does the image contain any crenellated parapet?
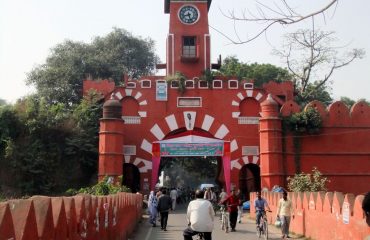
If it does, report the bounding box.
[280,100,370,127]
[0,193,142,240]
[83,79,116,97]
[250,191,370,240]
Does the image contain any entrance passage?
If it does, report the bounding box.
[151,131,231,192]
[239,164,260,201]
[122,163,141,193]
[159,156,221,189]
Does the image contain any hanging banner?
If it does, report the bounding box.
[160,142,224,156]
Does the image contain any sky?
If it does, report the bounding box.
[0,0,369,103]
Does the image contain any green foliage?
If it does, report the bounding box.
[65,90,102,176]
[295,83,333,106]
[0,99,6,106]
[165,71,187,94]
[160,156,218,187]
[66,176,131,196]
[26,28,159,106]
[218,56,291,87]
[340,96,369,108]
[284,107,322,134]
[287,167,329,192]
[201,68,215,88]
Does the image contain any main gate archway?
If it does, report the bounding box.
[151,131,231,193]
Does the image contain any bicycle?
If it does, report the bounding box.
[219,204,229,233]
[256,210,271,239]
[195,232,204,240]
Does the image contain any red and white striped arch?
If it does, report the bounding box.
[231,155,260,170]
[112,88,149,118]
[230,89,267,118]
[139,112,239,166]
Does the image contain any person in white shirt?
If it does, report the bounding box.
[183,190,215,240]
[170,188,178,210]
[219,188,227,203]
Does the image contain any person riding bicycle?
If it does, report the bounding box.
[183,190,215,240]
[254,191,271,230]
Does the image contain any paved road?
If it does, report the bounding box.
[129,203,306,240]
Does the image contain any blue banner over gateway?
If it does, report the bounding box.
[160,142,224,156]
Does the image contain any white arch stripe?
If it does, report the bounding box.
[242,156,250,164]
[246,90,253,97]
[125,89,133,96]
[150,124,165,140]
[255,92,263,101]
[165,114,178,131]
[139,100,148,105]
[231,159,242,170]
[134,92,142,100]
[230,139,238,152]
[201,115,214,131]
[232,112,240,118]
[141,139,152,154]
[115,92,123,100]
[133,158,153,173]
[232,100,239,106]
[237,93,244,100]
[138,111,147,117]
[215,124,229,139]
[252,156,259,164]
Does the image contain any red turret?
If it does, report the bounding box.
[259,94,284,189]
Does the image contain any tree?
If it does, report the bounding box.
[213,0,339,44]
[273,28,365,105]
[0,99,6,106]
[340,96,369,108]
[218,56,291,87]
[287,167,329,192]
[26,28,159,106]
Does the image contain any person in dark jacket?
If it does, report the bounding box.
[157,189,173,231]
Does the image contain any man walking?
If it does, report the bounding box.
[222,189,240,232]
[157,189,172,231]
[183,190,215,240]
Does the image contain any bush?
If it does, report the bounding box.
[287,167,329,192]
[284,107,322,134]
[66,176,131,196]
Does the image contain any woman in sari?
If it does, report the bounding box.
[148,190,158,227]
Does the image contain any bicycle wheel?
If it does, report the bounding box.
[263,221,268,240]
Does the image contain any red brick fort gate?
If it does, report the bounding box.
[84,0,370,196]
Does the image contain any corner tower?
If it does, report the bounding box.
[165,0,212,78]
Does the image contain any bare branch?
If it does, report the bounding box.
[217,0,339,44]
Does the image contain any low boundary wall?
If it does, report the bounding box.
[250,191,370,240]
[0,192,142,240]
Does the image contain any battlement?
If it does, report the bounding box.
[281,100,370,127]
[0,193,142,240]
[250,191,370,239]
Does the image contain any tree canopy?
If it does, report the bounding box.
[218,56,291,87]
[26,28,159,106]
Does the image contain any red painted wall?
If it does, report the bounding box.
[0,193,142,240]
[281,100,370,195]
[250,191,370,240]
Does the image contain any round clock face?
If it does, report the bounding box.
[179,5,199,24]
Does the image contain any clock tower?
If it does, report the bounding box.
[164,0,212,78]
